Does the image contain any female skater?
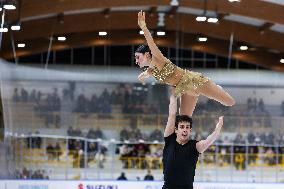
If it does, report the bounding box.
[135,11,235,115]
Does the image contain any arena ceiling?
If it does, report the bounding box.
[0,0,284,71]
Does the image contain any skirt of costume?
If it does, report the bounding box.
[175,69,209,97]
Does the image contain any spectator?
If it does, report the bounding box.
[54,142,62,161]
[101,88,111,102]
[86,128,96,139]
[74,128,83,137]
[21,88,28,102]
[247,98,252,112]
[149,129,163,142]
[120,127,129,141]
[110,90,118,104]
[36,91,42,103]
[96,144,108,169]
[247,131,255,144]
[87,142,98,163]
[12,88,20,102]
[258,98,265,112]
[46,144,54,160]
[75,93,88,114]
[144,169,154,180]
[89,94,99,113]
[34,131,42,148]
[117,172,127,180]
[94,127,105,139]
[264,147,275,165]
[29,89,37,102]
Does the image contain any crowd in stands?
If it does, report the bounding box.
[14,127,284,181]
[67,126,105,139]
[11,83,163,128]
[9,83,284,180]
[195,99,228,115]
[117,142,163,170]
[119,126,163,142]
[12,88,37,103]
[74,89,112,115]
[26,131,42,148]
[246,98,269,116]
[11,83,154,115]
[10,83,284,118]
[116,130,284,171]
[14,167,49,179]
[66,127,108,168]
[46,142,62,161]
[203,131,284,170]
[11,83,283,135]
[116,170,154,181]
[121,84,161,115]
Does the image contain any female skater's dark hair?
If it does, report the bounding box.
[135,45,152,56]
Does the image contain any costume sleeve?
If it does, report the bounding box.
[192,140,200,156]
[164,133,176,146]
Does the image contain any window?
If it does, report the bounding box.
[73,47,92,65]
[56,49,71,64]
[19,53,42,64]
[94,46,105,65]
[109,46,131,66]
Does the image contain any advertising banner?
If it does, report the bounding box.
[1,180,284,189]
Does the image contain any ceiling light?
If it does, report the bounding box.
[240,46,248,51]
[57,36,66,41]
[280,59,284,64]
[196,0,208,22]
[207,17,218,23]
[139,30,144,35]
[157,31,165,36]
[99,31,107,36]
[228,0,241,2]
[17,43,25,48]
[170,0,179,6]
[198,37,207,42]
[11,24,21,31]
[0,28,8,32]
[3,3,16,10]
[196,16,207,22]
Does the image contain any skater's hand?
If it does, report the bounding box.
[215,116,224,132]
[138,10,147,29]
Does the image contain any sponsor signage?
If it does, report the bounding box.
[1,181,284,189]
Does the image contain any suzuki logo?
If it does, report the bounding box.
[78,183,84,189]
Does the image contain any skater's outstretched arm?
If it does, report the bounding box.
[196,116,224,153]
[138,11,167,69]
[164,93,177,137]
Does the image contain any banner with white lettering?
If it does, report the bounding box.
[2,180,284,189]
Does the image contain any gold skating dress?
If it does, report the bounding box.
[151,59,209,97]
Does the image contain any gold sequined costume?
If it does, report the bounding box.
[152,59,209,97]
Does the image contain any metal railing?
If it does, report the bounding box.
[6,135,284,182]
